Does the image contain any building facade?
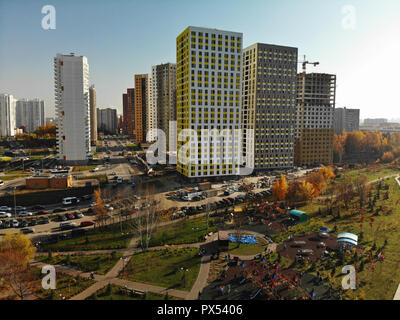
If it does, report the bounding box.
[152,63,177,149]
[241,43,298,171]
[295,73,336,166]
[0,93,16,137]
[97,108,118,134]
[123,88,135,136]
[89,85,98,146]
[134,74,151,143]
[54,53,91,163]
[334,107,360,134]
[16,99,45,133]
[176,26,243,178]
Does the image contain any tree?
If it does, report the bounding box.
[0,233,37,300]
[298,180,317,202]
[126,184,160,252]
[381,152,395,163]
[334,133,347,163]
[354,175,370,208]
[93,188,109,228]
[271,174,289,201]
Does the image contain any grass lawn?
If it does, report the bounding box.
[42,225,134,252]
[325,164,399,194]
[148,217,218,247]
[228,240,267,256]
[86,284,181,300]
[76,174,108,184]
[278,175,400,300]
[0,173,30,181]
[121,248,201,291]
[72,165,97,172]
[35,273,94,300]
[36,252,123,275]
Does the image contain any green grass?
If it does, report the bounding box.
[0,174,30,181]
[42,224,134,252]
[228,240,267,256]
[86,284,181,300]
[36,252,123,275]
[148,217,218,247]
[76,174,108,184]
[72,165,97,172]
[281,176,400,300]
[32,267,95,300]
[121,248,201,291]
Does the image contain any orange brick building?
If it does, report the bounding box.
[26,175,72,189]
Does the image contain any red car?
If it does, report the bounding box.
[65,213,75,220]
[80,221,95,227]
[37,210,49,215]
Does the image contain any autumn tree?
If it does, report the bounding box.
[381,152,395,163]
[0,233,37,300]
[271,174,289,201]
[297,180,317,202]
[93,188,109,228]
[334,133,347,163]
[354,175,371,208]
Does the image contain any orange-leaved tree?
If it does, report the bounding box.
[272,174,289,201]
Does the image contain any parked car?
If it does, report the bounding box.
[37,210,49,215]
[15,206,26,211]
[80,221,95,227]
[60,222,77,230]
[65,213,75,220]
[32,205,46,210]
[0,206,11,212]
[21,227,35,234]
[20,219,28,228]
[29,219,37,226]
[74,211,84,219]
[0,212,12,218]
[3,220,11,228]
[62,197,80,206]
[11,220,19,228]
[39,217,50,224]
[58,215,67,222]
[53,208,67,213]
[18,211,33,217]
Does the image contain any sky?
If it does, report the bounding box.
[0,0,399,120]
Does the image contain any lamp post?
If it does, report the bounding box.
[13,187,17,217]
[181,267,188,288]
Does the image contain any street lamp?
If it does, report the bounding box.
[13,187,17,217]
[180,267,189,288]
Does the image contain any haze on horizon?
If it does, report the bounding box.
[0,0,399,119]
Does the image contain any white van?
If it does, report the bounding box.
[62,197,80,206]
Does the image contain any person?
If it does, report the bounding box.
[90,272,95,280]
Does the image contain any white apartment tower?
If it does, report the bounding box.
[54,53,91,163]
[16,99,45,133]
[176,26,243,178]
[0,93,16,137]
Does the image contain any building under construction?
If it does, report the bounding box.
[295,73,336,166]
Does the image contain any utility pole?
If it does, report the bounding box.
[13,187,17,217]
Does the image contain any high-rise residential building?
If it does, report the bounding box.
[54,53,90,163]
[334,107,360,134]
[89,85,97,146]
[97,108,118,134]
[134,74,151,143]
[151,63,177,150]
[242,43,298,171]
[122,88,135,136]
[363,118,388,125]
[176,26,243,178]
[0,93,16,137]
[146,73,156,142]
[295,73,336,166]
[16,98,45,133]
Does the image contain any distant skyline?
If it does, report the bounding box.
[1,0,399,119]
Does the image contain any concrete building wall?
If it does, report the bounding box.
[0,93,16,137]
[334,107,360,134]
[55,53,90,162]
[295,73,336,166]
[89,85,98,146]
[242,43,298,170]
[97,108,118,134]
[134,74,150,143]
[176,26,243,178]
[16,98,45,133]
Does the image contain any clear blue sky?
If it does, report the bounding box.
[1,0,399,119]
